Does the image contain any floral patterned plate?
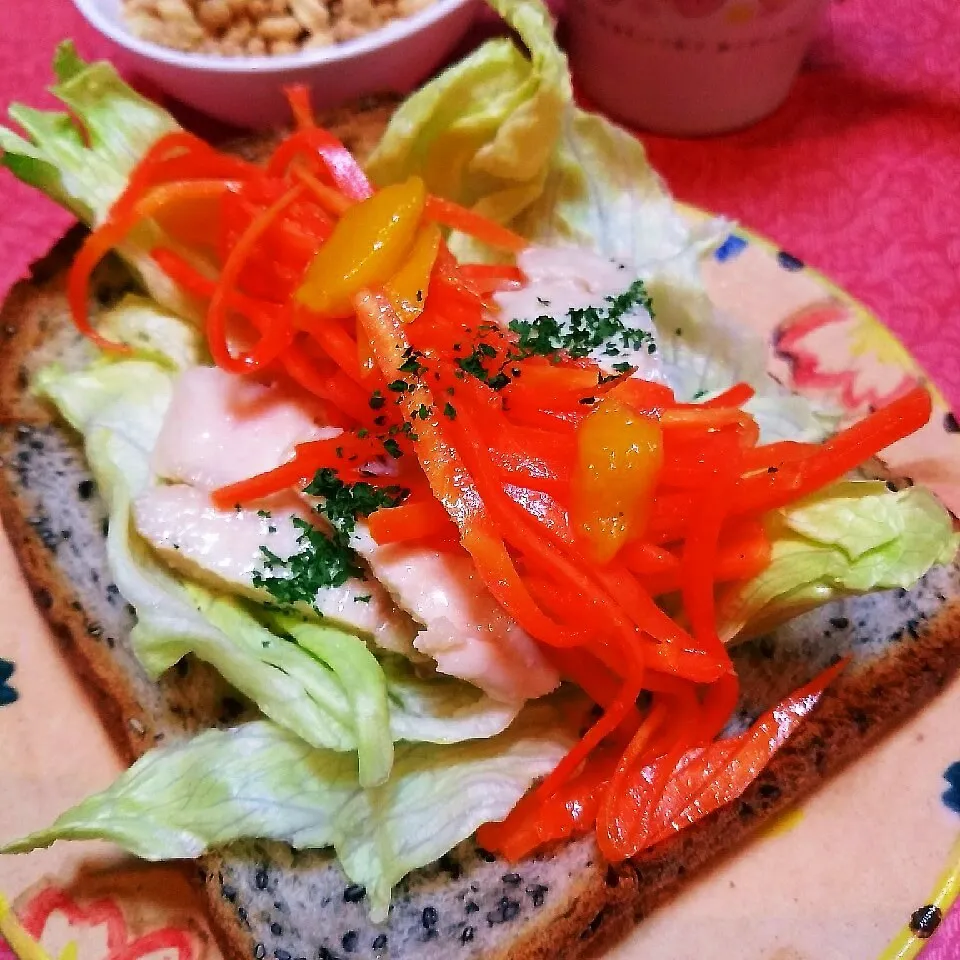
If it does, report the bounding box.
[0,222,958,960]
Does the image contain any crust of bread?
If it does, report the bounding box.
[0,227,150,762]
[1,108,959,960]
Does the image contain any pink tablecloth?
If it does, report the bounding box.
[1,1,958,410]
[1,0,959,955]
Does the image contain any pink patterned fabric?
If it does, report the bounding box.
[0,1,957,955]
[923,900,960,960]
[636,0,960,414]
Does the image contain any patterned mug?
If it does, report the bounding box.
[566,0,828,135]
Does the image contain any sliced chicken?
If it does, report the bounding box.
[148,364,560,701]
[133,484,421,658]
[151,366,340,490]
[350,529,559,702]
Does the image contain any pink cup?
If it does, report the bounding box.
[567,0,828,136]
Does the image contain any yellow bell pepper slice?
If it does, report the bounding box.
[571,396,663,564]
[297,176,426,319]
[385,221,442,323]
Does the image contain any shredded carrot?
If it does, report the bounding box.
[701,382,755,408]
[284,84,317,131]
[291,166,353,217]
[206,185,304,373]
[367,498,459,545]
[305,319,367,387]
[424,196,528,253]
[62,111,938,873]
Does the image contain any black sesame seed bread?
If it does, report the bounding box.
[2,107,960,960]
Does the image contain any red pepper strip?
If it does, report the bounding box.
[638,522,771,598]
[424,196,527,253]
[522,576,613,650]
[660,406,759,435]
[739,440,818,474]
[503,485,574,543]
[113,133,258,217]
[211,433,385,508]
[597,696,674,861]
[356,317,379,381]
[481,686,693,863]
[68,219,139,352]
[152,247,217,296]
[434,249,490,309]
[367,499,459,546]
[354,289,580,647]
[211,443,329,509]
[645,491,697,544]
[733,385,932,517]
[281,346,372,425]
[207,185,303,373]
[81,133,252,275]
[457,264,524,283]
[152,247,292,328]
[607,377,678,414]
[138,150,260,189]
[540,644,626,708]
[596,565,727,684]
[701,382,755,408]
[658,462,736,491]
[267,128,372,200]
[504,362,599,393]
[620,541,681,576]
[487,433,574,495]
[659,424,760,488]
[68,179,238,352]
[698,671,741,742]
[681,446,741,670]
[502,403,584,434]
[212,459,312,510]
[502,361,635,417]
[633,658,846,853]
[304,317,368,387]
[457,264,524,295]
[529,672,647,807]
[291,166,354,217]
[284,84,317,130]
[476,748,620,862]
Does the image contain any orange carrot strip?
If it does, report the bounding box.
[424,196,527,253]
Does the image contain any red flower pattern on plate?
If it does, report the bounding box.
[775,298,920,415]
[13,887,196,960]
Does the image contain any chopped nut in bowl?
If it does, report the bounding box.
[70,0,479,128]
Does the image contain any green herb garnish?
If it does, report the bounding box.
[508,278,655,360]
[252,518,362,602]
[252,471,407,610]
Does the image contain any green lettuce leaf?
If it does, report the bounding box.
[3,709,575,920]
[719,481,960,642]
[366,0,568,233]
[36,356,521,782]
[36,357,362,754]
[1,43,205,321]
[97,294,207,370]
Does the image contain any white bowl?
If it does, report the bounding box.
[71,0,479,129]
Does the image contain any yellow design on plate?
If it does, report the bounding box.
[0,894,75,960]
[878,832,960,960]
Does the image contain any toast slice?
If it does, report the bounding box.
[1,112,960,960]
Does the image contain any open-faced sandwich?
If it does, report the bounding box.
[1,2,959,958]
